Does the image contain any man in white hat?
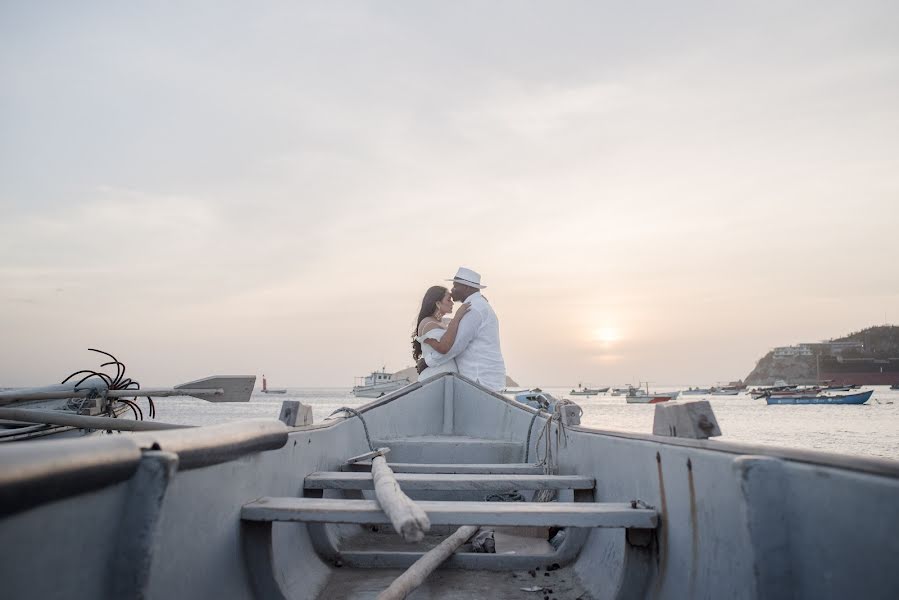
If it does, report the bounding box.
[416,267,506,391]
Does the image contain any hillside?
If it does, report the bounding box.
[744,325,899,385]
[835,325,899,357]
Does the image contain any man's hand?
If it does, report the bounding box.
[416,358,427,374]
[452,302,471,321]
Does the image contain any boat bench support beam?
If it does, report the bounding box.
[343,461,546,474]
[735,456,793,600]
[242,498,658,528]
[303,472,596,491]
[613,528,656,599]
[241,520,289,600]
[443,376,454,434]
[108,450,179,600]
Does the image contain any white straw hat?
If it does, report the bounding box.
[447,267,486,289]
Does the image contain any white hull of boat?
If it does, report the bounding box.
[352,380,408,398]
[625,395,671,404]
[1,372,897,599]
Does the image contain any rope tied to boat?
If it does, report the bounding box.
[532,400,577,502]
[329,406,375,452]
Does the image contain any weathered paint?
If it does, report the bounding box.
[0,372,897,599]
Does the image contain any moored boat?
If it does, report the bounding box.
[1,371,896,599]
[766,389,874,405]
[625,388,672,404]
[352,368,411,398]
[261,375,287,394]
[681,387,712,395]
[709,388,740,396]
[569,385,609,396]
[625,383,677,404]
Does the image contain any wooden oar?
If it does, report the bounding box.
[377,525,479,600]
[0,375,256,406]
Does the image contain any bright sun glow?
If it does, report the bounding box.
[593,327,621,343]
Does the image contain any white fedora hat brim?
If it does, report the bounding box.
[446,277,486,289]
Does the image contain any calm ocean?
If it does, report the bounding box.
[155,385,899,461]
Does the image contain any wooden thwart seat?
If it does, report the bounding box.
[305,472,595,491]
[242,497,657,529]
[344,461,546,474]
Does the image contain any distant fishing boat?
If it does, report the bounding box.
[352,368,411,398]
[569,384,609,396]
[709,388,740,396]
[625,385,672,404]
[749,385,804,400]
[766,390,873,405]
[681,388,712,395]
[261,375,287,394]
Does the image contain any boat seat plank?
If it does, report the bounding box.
[373,435,520,445]
[344,462,545,474]
[242,498,657,529]
[304,472,595,491]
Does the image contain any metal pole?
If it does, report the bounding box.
[0,407,191,432]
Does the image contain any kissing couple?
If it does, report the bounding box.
[412,267,506,392]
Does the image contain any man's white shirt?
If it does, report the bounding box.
[424,292,506,391]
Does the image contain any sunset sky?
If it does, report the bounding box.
[2,2,898,388]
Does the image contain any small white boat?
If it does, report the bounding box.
[569,385,609,396]
[681,388,712,395]
[625,392,672,404]
[352,368,411,398]
[710,388,740,396]
[624,384,676,404]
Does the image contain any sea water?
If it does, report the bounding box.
[152,385,899,460]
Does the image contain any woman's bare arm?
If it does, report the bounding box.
[423,303,471,354]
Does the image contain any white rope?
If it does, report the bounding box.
[532,401,573,502]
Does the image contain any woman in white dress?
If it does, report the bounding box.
[412,286,471,382]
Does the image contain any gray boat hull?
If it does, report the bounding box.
[1,372,897,599]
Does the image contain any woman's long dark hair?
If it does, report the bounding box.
[412,286,448,362]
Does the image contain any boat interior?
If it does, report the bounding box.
[2,372,898,599]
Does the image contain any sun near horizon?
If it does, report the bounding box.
[1,3,898,388]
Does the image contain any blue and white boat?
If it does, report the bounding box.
[766,390,873,405]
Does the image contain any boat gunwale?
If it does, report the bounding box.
[298,372,899,479]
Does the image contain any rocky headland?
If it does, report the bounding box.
[745,325,899,385]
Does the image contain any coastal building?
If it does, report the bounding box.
[802,341,865,355]
[773,345,813,359]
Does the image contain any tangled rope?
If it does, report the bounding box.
[329,406,375,452]
[530,399,581,502]
[61,349,155,420]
